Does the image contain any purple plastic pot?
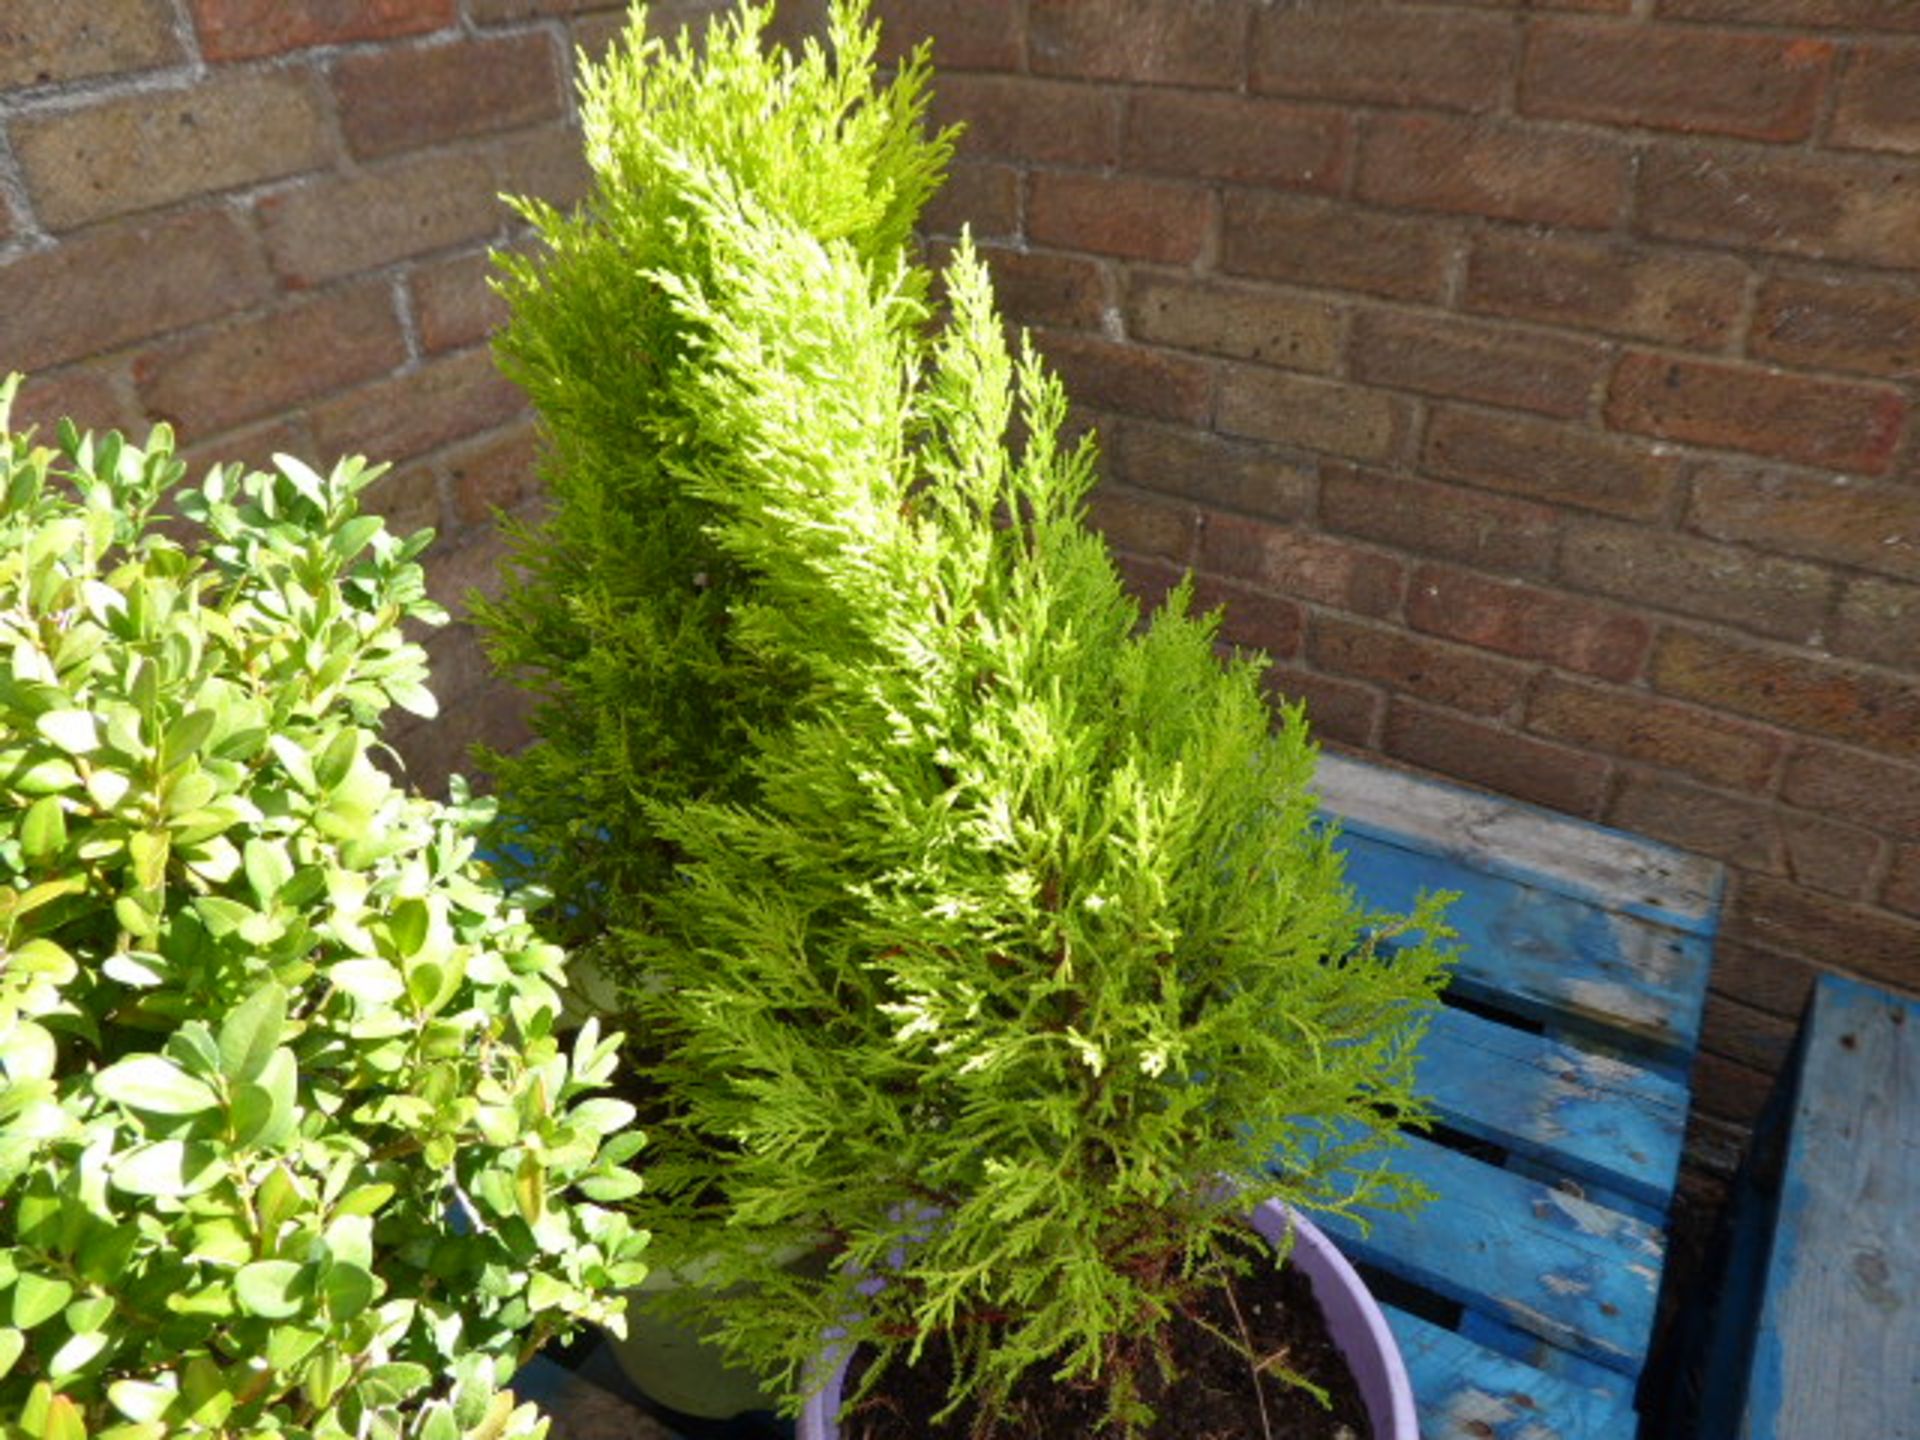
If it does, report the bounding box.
[797,1201,1417,1439]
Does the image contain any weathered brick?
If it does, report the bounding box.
[1424,406,1680,520]
[1417,0,1628,9]
[362,460,445,538]
[1029,0,1245,86]
[1127,276,1340,372]
[1689,465,1920,582]
[178,417,310,480]
[933,75,1117,167]
[309,347,526,466]
[1607,353,1906,475]
[1691,1049,1776,1128]
[1728,874,1920,993]
[1750,272,1920,378]
[133,284,408,440]
[1263,663,1382,748]
[333,34,563,160]
[1638,144,1920,271]
[1310,616,1532,719]
[1711,936,1822,1022]
[1384,700,1610,817]
[979,246,1107,331]
[922,161,1018,242]
[1702,993,1799,1078]
[1408,564,1650,681]
[1832,575,1920,670]
[1558,518,1833,644]
[1189,573,1304,660]
[0,0,180,88]
[1321,466,1562,580]
[15,70,332,231]
[470,0,626,22]
[1463,232,1749,348]
[447,422,541,524]
[412,249,509,354]
[1607,769,1781,871]
[876,0,1023,71]
[1658,0,1920,32]
[1104,420,1314,525]
[0,207,270,372]
[1522,22,1831,142]
[1885,845,1920,917]
[1112,552,1183,615]
[488,124,595,214]
[1028,172,1209,265]
[1358,114,1629,229]
[1350,310,1607,419]
[1651,627,1920,759]
[10,366,140,438]
[1086,483,1199,568]
[1780,811,1884,900]
[1782,742,1920,841]
[1832,43,1920,154]
[260,150,503,288]
[1253,6,1513,112]
[1217,367,1411,464]
[1034,330,1210,426]
[1124,91,1345,191]
[191,0,452,60]
[1221,192,1453,303]
[1526,674,1781,790]
[1199,514,1403,617]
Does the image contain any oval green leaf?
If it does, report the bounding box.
[94,1055,218,1115]
[234,1259,308,1320]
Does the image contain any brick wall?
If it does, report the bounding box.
[867,0,1920,1178]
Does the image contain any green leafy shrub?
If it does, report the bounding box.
[489,3,1452,1434]
[0,379,648,1440]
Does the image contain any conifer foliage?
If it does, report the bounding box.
[485,3,1452,1432]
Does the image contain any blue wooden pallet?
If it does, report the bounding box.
[1310,754,1722,1440]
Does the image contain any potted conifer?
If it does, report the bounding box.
[481,4,1452,1436]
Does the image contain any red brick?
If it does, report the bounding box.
[1558,519,1833,644]
[358,459,444,538]
[1086,483,1199,568]
[977,246,1107,331]
[1263,664,1382,749]
[1199,514,1404,618]
[1221,192,1453,303]
[1310,616,1532,719]
[1217,368,1412,464]
[1253,6,1513,112]
[1033,330,1210,426]
[1651,628,1920,759]
[1712,936,1823,1022]
[1189,574,1304,660]
[1638,144,1920,271]
[922,161,1018,242]
[1702,993,1799,1078]
[0,0,180,87]
[0,207,271,372]
[1104,420,1315,525]
[1885,845,1920,917]
[875,0,1023,71]
[1658,0,1920,31]
[1607,769,1782,871]
[1358,114,1629,229]
[15,70,332,231]
[1780,812,1884,900]
[1124,91,1345,191]
[1690,1049,1774,1129]
[1027,172,1209,264]
[1350,310,1607,419]
[1029,0,1245,86]
[10,367,141,438]
[134,284,408,440]
[1527,674,1781,790]
[471,0,628,22]
[1127,276,1341,372]
[1832,575,1920,671]
[1321,466,1562,580]
[1384,701,1610,817]
[1750,272,1920,378]
[260,150,503,288]
[190,0,452,60]
[1689,465,1920,583]
[1408,564,1651,681]
[1522,23,1831,142]
[1783,743,1920,841]
[177,417,311,480]
[1607,352,1905,475]
[1463,232,1749,348]
[933,75,1117,167]
[1112,552,1183,615]
[447,421,540,524]
[1417,0,1628,9]
[1832,43,1920,154]
[333,34,563,161]
[412,249,510,354]
[309,347,526,466]
[1424,406,1680,521]
[1728,874,1920,993]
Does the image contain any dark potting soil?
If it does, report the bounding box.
[838,1255,1372,1440]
